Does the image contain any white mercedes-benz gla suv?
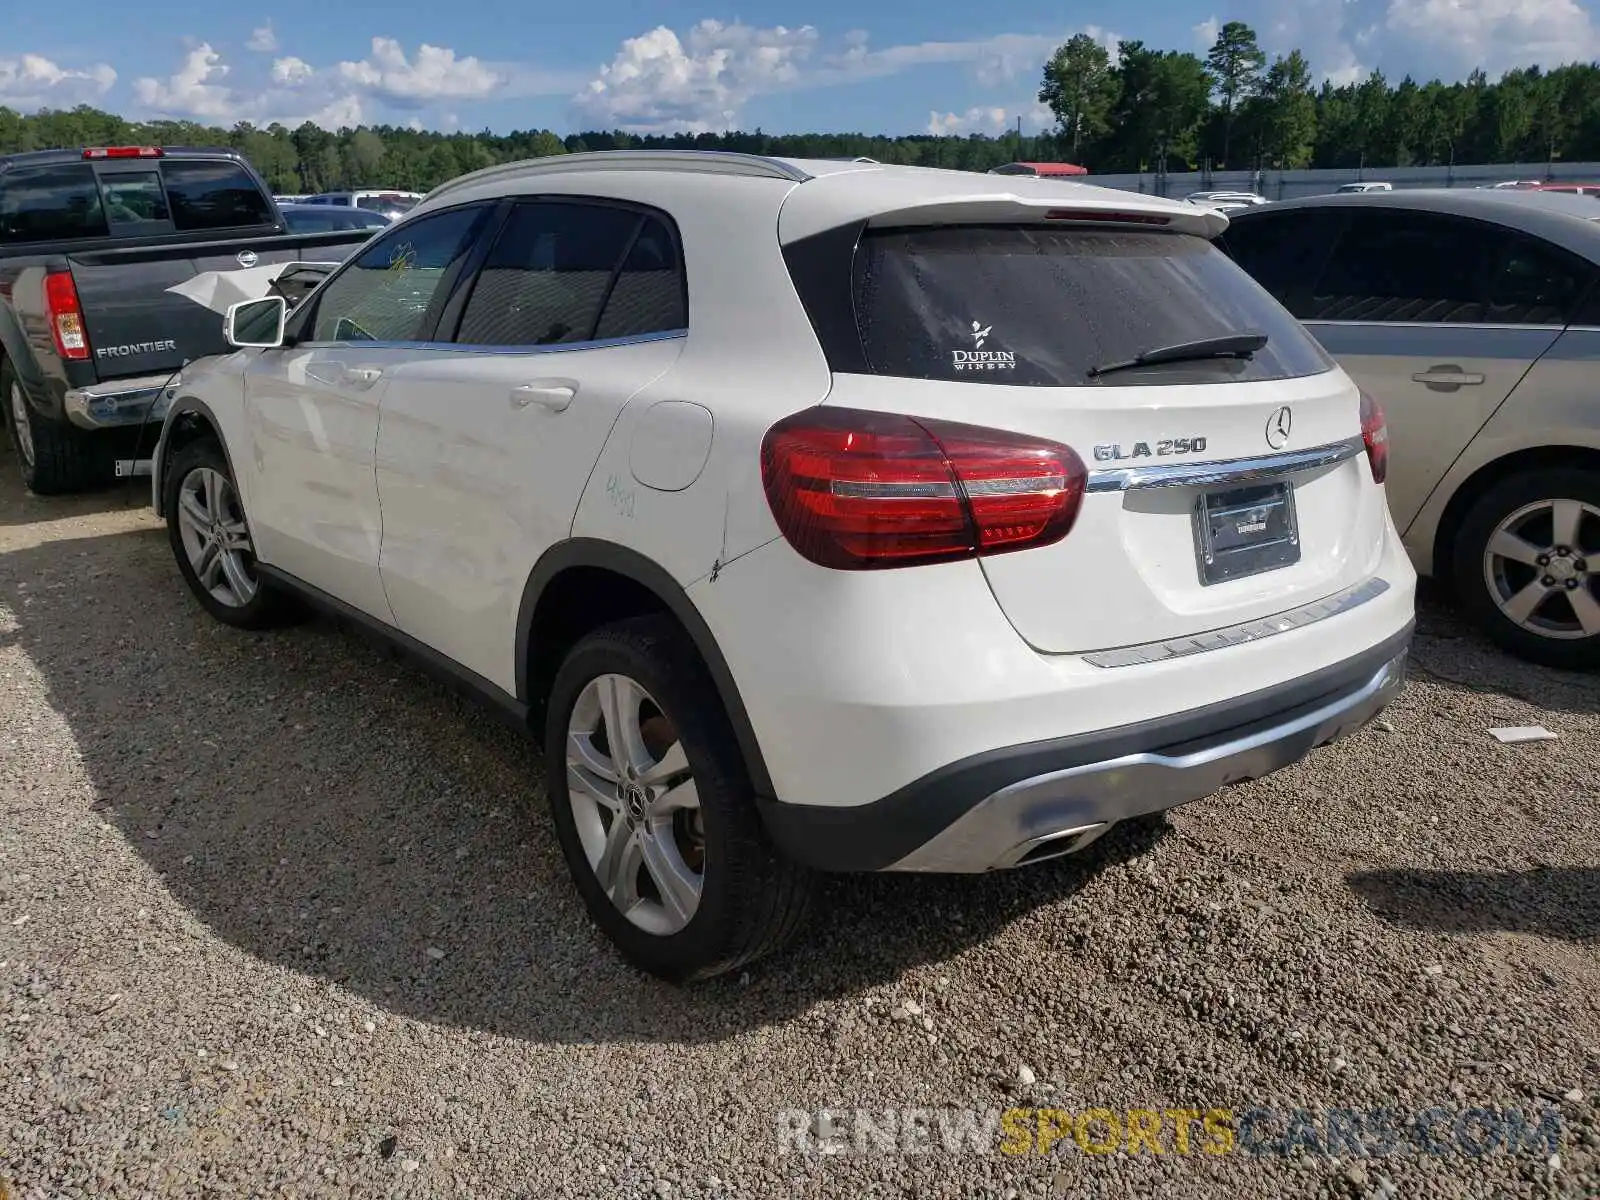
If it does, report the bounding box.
[151,151,1416,981]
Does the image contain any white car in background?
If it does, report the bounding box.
[149,152,1415,980]
[1335,182,1393,194]
[298,189,424,222]
[1186,190,1269,213]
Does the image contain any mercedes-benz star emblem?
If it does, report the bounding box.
[623,783,648,825]
[1265,406,1293,450]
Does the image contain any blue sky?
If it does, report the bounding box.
[4,0,1598,136]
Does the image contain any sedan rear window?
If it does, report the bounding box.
[849,225,1332,386]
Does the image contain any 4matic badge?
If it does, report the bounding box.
[952,320,1016,373]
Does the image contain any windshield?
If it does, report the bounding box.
[849,225,1332,387]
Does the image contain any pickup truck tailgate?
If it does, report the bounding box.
[69,236,355,378]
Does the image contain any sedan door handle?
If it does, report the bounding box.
[337,365,385,389]
[1412,364,1486,390]
[510,381,577,413]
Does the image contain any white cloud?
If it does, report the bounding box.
[246,23,279,53]
[573,20,819,133]
[574,20,1122,133]
[271,56,314,86]
[0,52,116,109]
[927,101,1055,137]
[1194,17,1221,50]
[125,37,581,130]
[132,44,237,122]
[1384,0,1600,74]
[336,37,503,105]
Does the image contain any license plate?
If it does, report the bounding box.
[1194,481,1300,585]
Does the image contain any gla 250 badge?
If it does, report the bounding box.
[1092,437,1209,463]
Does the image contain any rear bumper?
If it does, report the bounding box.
[758,623,1411,873]
[62,373,177,430]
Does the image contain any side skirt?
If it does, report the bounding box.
[254,564,531,736]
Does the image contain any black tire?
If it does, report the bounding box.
[1,360,110,495]
[164,437,293,630]
[1452,467,1600,670]
[545,615,814,982]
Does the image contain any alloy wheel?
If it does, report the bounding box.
[1482,498,1600,640]
[565,673,704,935]
[175,467,259,608]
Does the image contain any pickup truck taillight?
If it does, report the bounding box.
[44,271,90,361]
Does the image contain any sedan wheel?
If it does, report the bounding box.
[1482,498,1600,641]
[565,672,704,935]
[175,466,259,608]
[1454,467,1600,669]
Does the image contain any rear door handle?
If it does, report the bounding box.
[510,381,577,412]
[1412,364,1486,390]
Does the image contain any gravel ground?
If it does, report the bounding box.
[1,464,1597,1199]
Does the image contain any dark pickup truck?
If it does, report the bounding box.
[0,146,377,493]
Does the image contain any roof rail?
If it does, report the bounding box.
[424,150,813,204]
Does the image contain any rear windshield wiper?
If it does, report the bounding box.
[1087,332,1269,379]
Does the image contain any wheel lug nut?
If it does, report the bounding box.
[1566,579,1580,590]
[1537,555,1550,566]
[1543,575,1556,587]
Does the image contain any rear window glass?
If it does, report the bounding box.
[0,164,110,244]
[101,171,169,224]
[161,160,273,230]
[357,194,418,214]
[851,225,1332,387]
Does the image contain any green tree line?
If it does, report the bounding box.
[3,23,1600,191]
[1042,23,1600,171]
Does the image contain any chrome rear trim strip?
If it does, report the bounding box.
[1083,576,1391,668]
[1086,435,1365,493]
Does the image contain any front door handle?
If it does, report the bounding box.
[338,365,385,389]
[510,381,577,413]
[1412,364,1486,391]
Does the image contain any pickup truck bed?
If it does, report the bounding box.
[0,146,375,493]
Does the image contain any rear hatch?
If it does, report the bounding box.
[792,214,1389,655]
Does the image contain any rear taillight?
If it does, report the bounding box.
[1360,390,1388,484]
[760,407,1087,570]
[44,271,89,361]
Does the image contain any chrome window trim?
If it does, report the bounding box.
[1082,577,1391,668]
[291,328,688,355]
[1085,435,1365,493]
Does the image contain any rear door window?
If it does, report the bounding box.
[850,225,1331,387]
[1306,210,1505,323]
[0,164,109,244]
[452,200,685,346]
[161,160,274,230]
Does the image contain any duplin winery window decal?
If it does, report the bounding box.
[952,320,1016,372]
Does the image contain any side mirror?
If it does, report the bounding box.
[224,295,288,349]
